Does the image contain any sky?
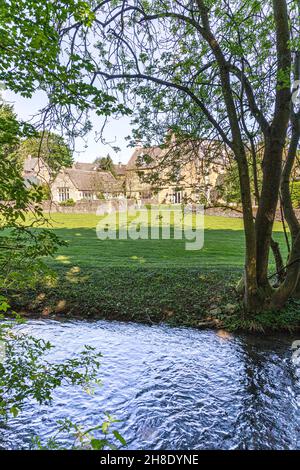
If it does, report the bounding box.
[2,89,134,164]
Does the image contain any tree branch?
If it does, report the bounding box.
[96,70,234,148]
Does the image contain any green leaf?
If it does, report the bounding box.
[91,438,107,450]
[10,406,19,418]
[113,430,127,446]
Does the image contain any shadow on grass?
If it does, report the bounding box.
[41,226,249,269]
[42,226,288,271]
[6,225,291,329]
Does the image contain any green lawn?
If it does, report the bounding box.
[11,212,297,330]
[43,213,286,270]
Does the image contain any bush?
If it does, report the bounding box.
[25,183,51,202]
[59,198,76,207]
[39,184,51,201]
[290,181,300,208]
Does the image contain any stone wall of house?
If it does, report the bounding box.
[204,207,243,218]
[42,200,100,213]
[50,172,80,202]
[42,198,158,214]
[42,202,242,216]
[205,206,300,222]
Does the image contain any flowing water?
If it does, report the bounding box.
[1,319,300,450]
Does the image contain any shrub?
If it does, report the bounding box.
[39,184,51,201]
[290,181,300,208]
[59,198,76,207]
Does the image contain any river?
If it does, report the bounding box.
[1,319,300,450]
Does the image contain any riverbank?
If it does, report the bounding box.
[9,266,300,332]
[7,213,300,332]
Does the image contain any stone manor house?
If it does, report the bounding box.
[23,140,227,205]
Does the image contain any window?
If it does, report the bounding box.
[174,191,182,204]
[58,187,70,202]
[81,191,94,200]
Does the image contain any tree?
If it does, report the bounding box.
[94,154,116,175]
[0,99,98,434]
[0,101,62,291]
[0,103,23,155]
[0,0,130,139]
[52,0,300,313]
[17,131,73,173]
[0,3,127,445]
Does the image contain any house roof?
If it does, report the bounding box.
[126,140,228,170]
[23,156,124,192]
[127,147,163,169]
[65,169,119,191]
[73,162,99,171]
[23,156,49,173]
[113,163,127,176]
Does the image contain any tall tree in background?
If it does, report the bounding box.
[17,131,73,173]
[54,0,300,313]
[0,103,22,156]
[94,154,116,175]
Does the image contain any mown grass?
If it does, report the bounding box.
[10,212,300,331]
[41,213,286,269]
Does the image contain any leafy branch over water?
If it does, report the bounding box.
[0,96,125,450]
[0,309,126,450]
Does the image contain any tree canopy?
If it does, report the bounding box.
[94,155,116,175]
[52,0,300,312]
[17,131,73,172]
[0,0,131,138]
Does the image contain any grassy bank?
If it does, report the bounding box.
[9,213,300,331]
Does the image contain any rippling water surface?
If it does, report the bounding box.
[1,319,300,450]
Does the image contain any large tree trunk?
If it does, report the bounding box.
[196,0,260,311]
[254,0,291,294]
[197,0,296,313]
[241,0,292,311]
[280,48,300,297]
[255,139,282,291]
[237,156,260,311]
